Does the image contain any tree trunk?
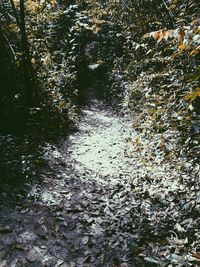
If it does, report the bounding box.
[20,0,37,106]
[10,0,39,106]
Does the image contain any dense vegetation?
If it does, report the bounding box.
[0,0,199,186]
[0,1,200,266]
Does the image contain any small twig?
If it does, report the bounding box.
[1,31,17,60]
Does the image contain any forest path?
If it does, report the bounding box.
[0,100,139,267]
[0,99,195,267]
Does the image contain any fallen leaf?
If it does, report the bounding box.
[77,257,86,265]
[0,226,12,234]
[0,260,8,267]
[82,236,89,245]
[144,256,160,264]
[26,249,38,262]
[12,244,26,251]
[192,252,200,260]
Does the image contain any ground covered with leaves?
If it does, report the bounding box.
[0,97,200,267]
[0,1,200,266]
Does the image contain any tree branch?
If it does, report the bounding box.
[9,0,21,29]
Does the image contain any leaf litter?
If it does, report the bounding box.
[0,99,199,267]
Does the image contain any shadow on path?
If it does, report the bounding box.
[0,100,171,267]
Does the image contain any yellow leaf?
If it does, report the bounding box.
[190,46,200,56]
[16,52,22,56]
[31,58,36,64]
[59,100,65,109]
[178,44,189,51]
[8,23,17,30]
[184,88,200,102]
[50,0,57,5]
[179,28,185,42]
[194,27,200,34]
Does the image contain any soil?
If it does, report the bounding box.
[0,100,136,267]
[0,99,198,267]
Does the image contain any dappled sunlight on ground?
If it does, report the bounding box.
[70,103,133,178]
[0,100,199,267]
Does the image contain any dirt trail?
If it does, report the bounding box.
[0,100,138,267]
[0,100,197,267]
